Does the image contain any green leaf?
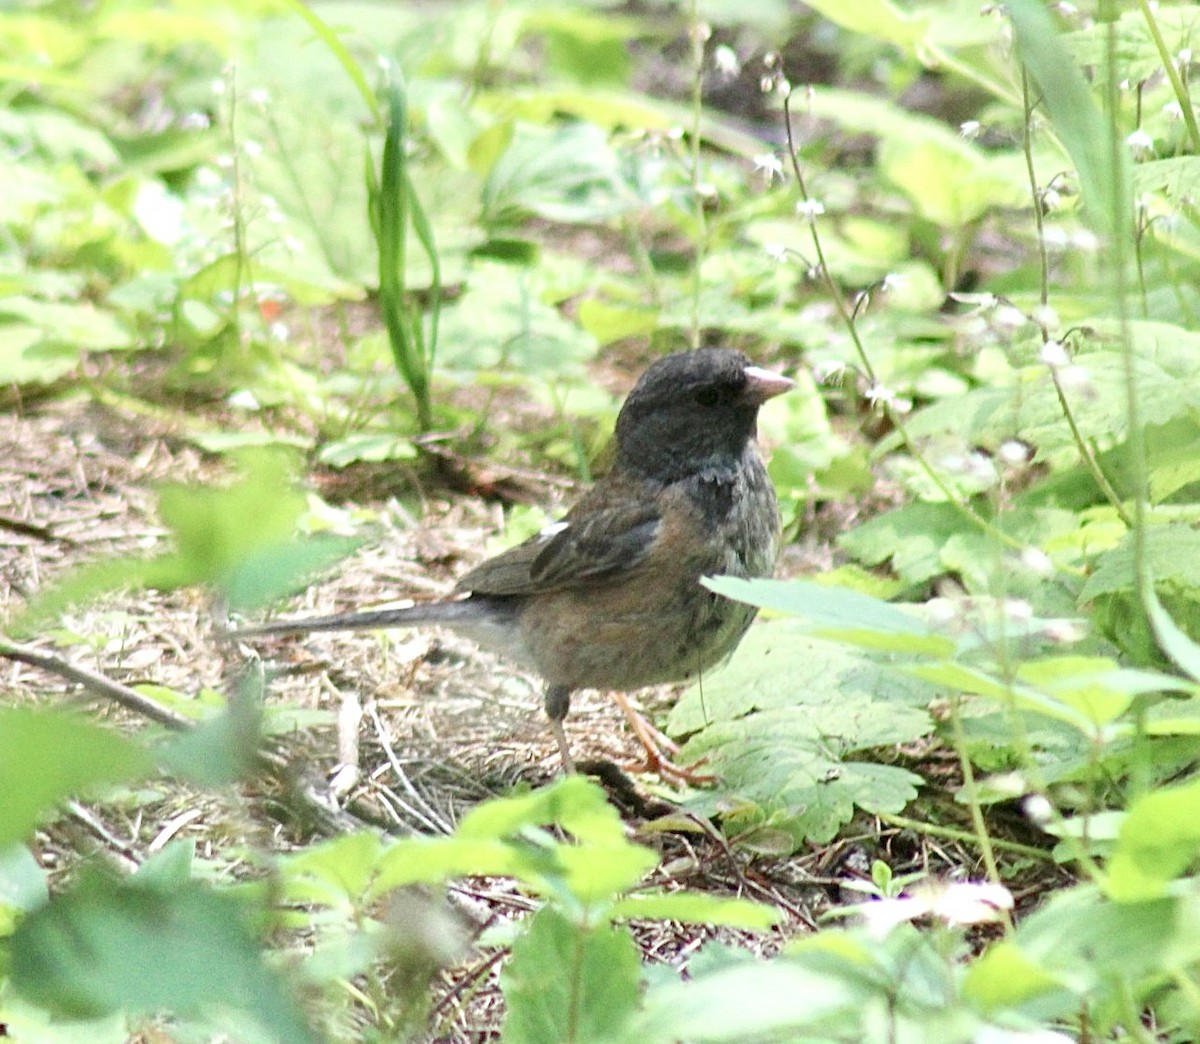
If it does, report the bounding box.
[0,709,151,847]
[962,941,1068,1013]
[436,260,597,373]
[525,9,637,87]
[669,619,941,735]
[669,622,932,847]
[627,948,874,1042]
[1009,0,1132,239]
[0,844,49,934]
[501,907,640,1044]
[1106,779,1200,900]
[10,871,316,1041]
[702,577,954,656]
[1080,525,1200,600]
[481,121,629,227]
[610,892,780,930]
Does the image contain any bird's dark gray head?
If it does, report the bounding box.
[614,348,793,483]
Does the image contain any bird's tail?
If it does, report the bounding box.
[221,600,478,640]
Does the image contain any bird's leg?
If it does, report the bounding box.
[544,684,575,774]
[610,691,716,786]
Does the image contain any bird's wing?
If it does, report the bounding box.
[458,499,662,597]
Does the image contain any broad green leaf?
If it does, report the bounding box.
[502,908,640,1044]
[702,577,953,655]
[278,831,387,910]
[682,714,925,847]
[962,941,1067,1013]
[1080,525,1200,601]
[481,121,630,226]
[436,260,597,373]
[0,709,151,847]
[627,951,874,1042]
[879,133,1028,229]
[803,0,928,45]
[525,9,638,87]
[1013,884,1200,992]
[1107,779,1200,900]
[0,844,49,934]
[0,297,130,351]
[669,620,942,735]
[10,872,316,1041]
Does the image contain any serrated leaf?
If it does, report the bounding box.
[669,619,943,736]
[501,907,640,1044]
[680,711,925,846]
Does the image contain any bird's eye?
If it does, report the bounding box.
[695,387,721,407]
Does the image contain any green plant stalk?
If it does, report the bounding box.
[874,812,1052,861]
[1099,2,1155,797]
[687,0,706,349]
[945,696,1006,902]
[282,0,379,119]
[376,72,437,431]
[1137,0,1200,154]
[781,92,1050,567]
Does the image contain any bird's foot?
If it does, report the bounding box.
[611,692,717,787]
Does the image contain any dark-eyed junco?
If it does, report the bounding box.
[229,348,792,777]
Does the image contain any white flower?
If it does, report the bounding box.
[1054,2,1079,15]
[882,272,907,293]
[1057,364,1092,391]
[753,152,784,182]
[248,87,271,107]
[1022,794,1054,826]
[795,198,825,222]
[228,389,261,410]
[1178,48,1193,68]
[1031,304,1060,333]
[994,304,1027,330]
[859,881,1013,936]
[1020,547,1053,575]
[763,242,790,263]
[1039,340,1069,367]
[1043,619,1085,644]
[713,45,740,78]
[1041,226,1069,249]
[1041,186,1061,211]
[243,139,263,159]
[960,120,981,139]
[1005,598,1033,622]
[179,112,210,130]
[1163,101,1184,122]
[1126,128,1154,158]
[998,440,1030,465]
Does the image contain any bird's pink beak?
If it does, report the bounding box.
[743,366,795,404]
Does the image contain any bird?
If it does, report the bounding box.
[228,348,793,780]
